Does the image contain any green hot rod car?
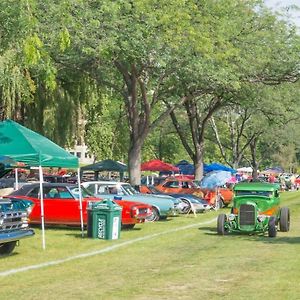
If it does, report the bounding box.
[217,182,290,237]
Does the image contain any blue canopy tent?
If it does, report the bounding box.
[175,160,195,175]
[204,163,236,174]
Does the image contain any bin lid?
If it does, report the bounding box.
[87,199,122,211]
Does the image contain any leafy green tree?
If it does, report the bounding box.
[165,1,300,179]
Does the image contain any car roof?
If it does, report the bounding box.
[83,181,127,185]
[162,177,194,182]
[10,182,78,195]
[234,182,279,192]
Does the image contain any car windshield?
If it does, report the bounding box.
[235,190,273,197]
[121,184,139,195]
[69,186,95,198]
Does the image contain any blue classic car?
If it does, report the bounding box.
[0,197,35,256]
[82,181,183,221]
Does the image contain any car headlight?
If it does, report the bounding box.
[228,214,235,221]
[257,215,267,222]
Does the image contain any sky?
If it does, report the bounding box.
[264,0,300,28]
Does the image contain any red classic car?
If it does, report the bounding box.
[8,183,153,229]
[155,177,233,207]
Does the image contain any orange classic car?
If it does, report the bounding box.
[155,177,233,207]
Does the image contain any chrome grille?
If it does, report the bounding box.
[239,204,255,226]
[0,211,26,231]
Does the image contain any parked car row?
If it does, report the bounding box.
[3,176,231,231]
[8,183,153,229]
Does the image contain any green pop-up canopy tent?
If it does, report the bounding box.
[0,119,78,167]
[0,119,82,249]
[81,159,127,180]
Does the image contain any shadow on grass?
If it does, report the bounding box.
[198,226,217,234]
[198,225,300,244]
[245,235,300,244]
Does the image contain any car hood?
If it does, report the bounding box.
[130,193,180,204]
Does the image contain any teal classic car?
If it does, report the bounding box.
[217,182,290,237]
[82,181,181,221]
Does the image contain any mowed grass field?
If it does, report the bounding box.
[1,191,300,300]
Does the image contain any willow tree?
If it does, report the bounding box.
[0,0,39,120]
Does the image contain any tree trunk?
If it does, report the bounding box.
[193,142,204,180]
[128,142,142,186]
[250,138,259,179]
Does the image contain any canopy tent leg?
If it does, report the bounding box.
[39,166,46,250]
[14,168,19,190]
[77,168,84,238]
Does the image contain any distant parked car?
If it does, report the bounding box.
[82,181,181,221]
[8,183,152,229]
[139,185,211,213]
[155,177,233,207]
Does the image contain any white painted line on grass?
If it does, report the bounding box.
[0,217,216,277]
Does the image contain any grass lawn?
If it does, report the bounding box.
[1,191,300,300]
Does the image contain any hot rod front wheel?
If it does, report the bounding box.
[279,207,290,232]
[217,214,228,235]
[268,216,277,238]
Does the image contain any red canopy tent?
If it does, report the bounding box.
[141,159,179,172]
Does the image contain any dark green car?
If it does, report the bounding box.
[217,182,290,237]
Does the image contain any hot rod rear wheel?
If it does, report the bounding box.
[279,207,290,232]
[268,216,277,238]
[217,214,228,235]
[0,241,17,256]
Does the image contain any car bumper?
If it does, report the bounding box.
[0,229,35,244]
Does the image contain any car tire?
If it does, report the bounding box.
[217,214,228,235]
[268,216,277,237]
[279,207,290,232]
[0,241,17,256]
[180,198,192,214]
[146,207,160,222]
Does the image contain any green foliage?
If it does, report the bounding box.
[0,0,299,174]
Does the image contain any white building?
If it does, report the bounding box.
[68,145,94,165]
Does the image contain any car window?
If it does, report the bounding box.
[182,182,189,188]
[45,187,61,198]
[85,185,95,194]
[164,181,179,188]
[235,190,273,197]
[97,185,108,194]
[108,187,118,195]
[121,184,137,195]
[69,186,93,198]
[57,187,73,199]
[27,187,40,198]
[44,187,73,199]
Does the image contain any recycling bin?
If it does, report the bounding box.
[87,199,122,240]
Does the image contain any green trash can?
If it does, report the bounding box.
[87,199,122,240]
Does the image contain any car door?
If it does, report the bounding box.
[47,186,81,225]
[24,186,60,224]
